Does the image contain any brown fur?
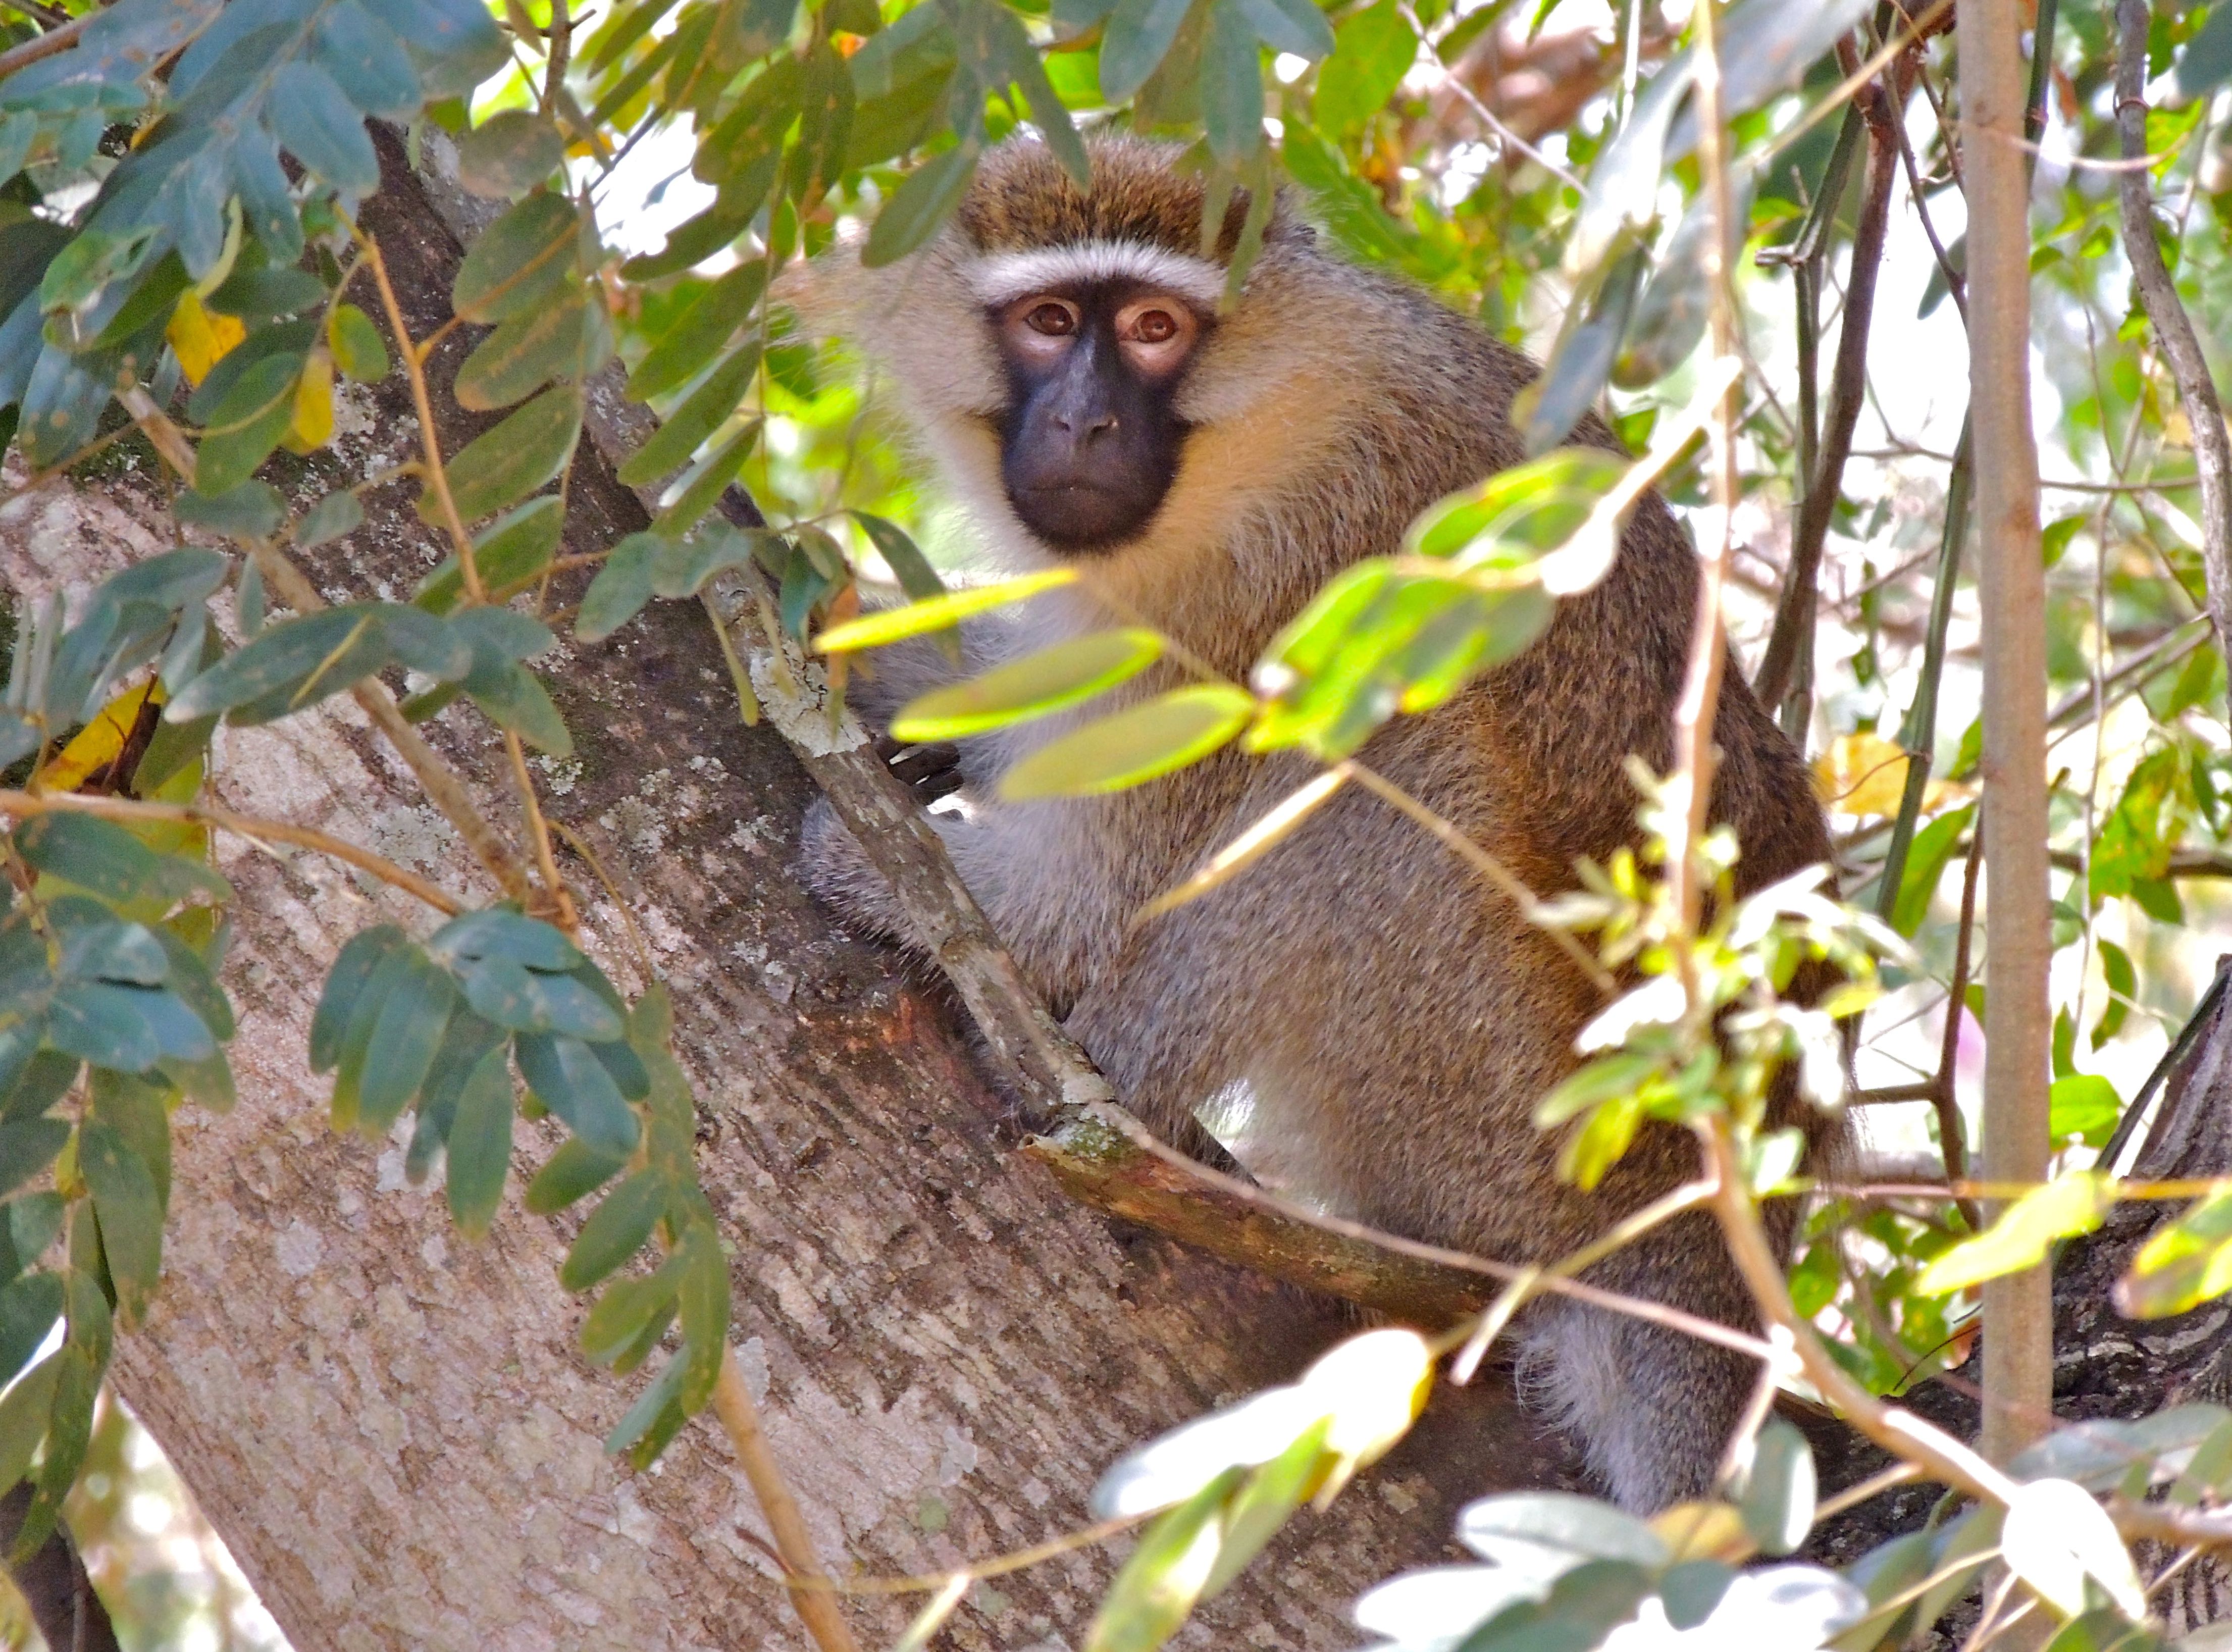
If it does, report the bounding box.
[794,137,1837,1511]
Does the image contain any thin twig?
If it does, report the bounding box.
[1754,72,1900,715]
[0,790,463,913]
[2114,0,2232,725]
[247,542,534,902]
[0,4,88,76]
[711,1349,860,1652]
[356,232,486,601]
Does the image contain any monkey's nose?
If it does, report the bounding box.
[1053,410,1119,442]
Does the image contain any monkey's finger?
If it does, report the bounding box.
[909,766,968,805]
[889,743,962,786]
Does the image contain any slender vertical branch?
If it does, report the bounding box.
[2114,0,2232,723]
[1754,82,1900,718]
[1666,0,1741,939]
[357,232,487,602]
[1959,0,2052,1471]
[713,1349,861,1652]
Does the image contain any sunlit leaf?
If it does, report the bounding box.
[817,569,1077,650]
[2119,1190,2232,1319]
[2002,1478,2143,1621]
[999,685,1256,799]
[1917,1171,2118,1296]
[893,630,1163,741]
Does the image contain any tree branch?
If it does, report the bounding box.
[2114,0,2232,725]
[0,789,465,913]
[1753,73,1900,715]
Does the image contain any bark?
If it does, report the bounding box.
[0,137,1571,1650]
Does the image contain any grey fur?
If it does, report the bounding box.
[790,137,1837,1511]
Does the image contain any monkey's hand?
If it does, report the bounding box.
[876,733,966,808]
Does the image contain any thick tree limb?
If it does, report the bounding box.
[2115,0,2232,725]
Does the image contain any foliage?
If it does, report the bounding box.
[10,0,2232,1641]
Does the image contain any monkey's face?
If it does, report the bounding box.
[991,284,1205,553]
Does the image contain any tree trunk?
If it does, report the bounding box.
[0,141,1569,1649]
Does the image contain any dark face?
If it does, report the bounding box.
[992,284,1207,553]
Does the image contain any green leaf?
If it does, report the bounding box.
[452,192,581,326]
[173,481,287,542]
[466,662,573,755]
[164,606,398,725]
[454,293,611,410]
[431,908,584,971]
[1517,243,1646,454]
[849,511,946,604]
[456,109,566,198]
[14,812,225,906]
[1100,0,1196,102]
[560,1169,668,1291]
[90,1069,171,1208]
[2050,1073,2120,1150]
[605,1344,689,1463]
[0,1197,65,1289]
[78,1121,162,1324]
[525,1138,627,1214]
[576,533,660,642]
[1200,0,1265,166]
[2119,1190,2232,1318]
[580,1255,685,1366]
[999,686,1255,800]
[0,1271,62,1392]
[651,418,763,537]
[1457,1490,1669,1569]
[2177,1,2232,98]
[444,1045,515,1237]
[817,569,1076,650]
[893,630,1163,741]
[1230,0,1330,58]
[0,1351,59,1494]
[1918,1171,2118,1296]
[627,261,769,403]
[414,496,567,614]
[863,144,980,268]
[192,351,302,496]
[1312,0,1412,132]
[310,925,409,1071]
[1199,1418,1329,1598]
[268,61,381,193]
[674,1219,728,1409]
[355,949,460,1134]
[617,342,762,487]
[514,1031,640,1156]
[327,303,390,382]
[1738,1420,1815,1558]
[0,1120,69,1201]
[1083,1466,1245,1652]
[2093,941,2136,1051]
[1892,804,1974,938]
[297,489,365,550]
[422,386,583,526]
[2002,1478,2143,1621]
[330,941,419,1131]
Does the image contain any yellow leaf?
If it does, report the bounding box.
[1297,1328,1432,1506]
[1651,1500,1749,1562]
[281,349,336,454]
[165,292,245,388]
[1812,731,1912,817]
[1917,1171,2120,1296]
[37,679,162,793]
[2165,407,2194,448]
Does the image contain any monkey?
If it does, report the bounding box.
[789,135,1838,1514]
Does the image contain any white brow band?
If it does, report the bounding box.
[967,241,1227,308]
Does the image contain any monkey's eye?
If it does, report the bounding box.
[1131,309,1177,344]
[1025,301,1077,336]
